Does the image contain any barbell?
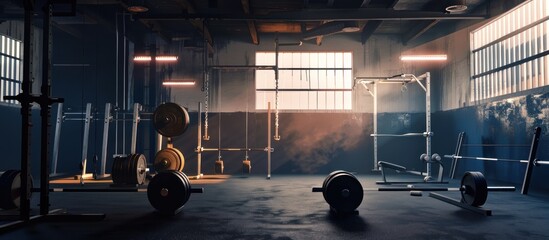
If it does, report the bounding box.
[0,170,203,215]
[312,170,515,215]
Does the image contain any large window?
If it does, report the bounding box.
[0,35,22,105]
[255,51,353,110]
[470,0,549,102]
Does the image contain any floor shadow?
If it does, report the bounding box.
[325,210,369,232]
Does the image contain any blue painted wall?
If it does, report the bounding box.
[432,93,549,193]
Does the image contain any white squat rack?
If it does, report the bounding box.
[356,72,444,183]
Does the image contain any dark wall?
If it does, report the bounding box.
[171,111,426,175]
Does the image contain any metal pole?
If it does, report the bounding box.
[100,103,111,177]
[267,102,272,179]
[39,2,52,216]
[80,103,92,183]
[51,103,63,175]
[19,0,34,220]
[373,82,378,170]
[522,127,541,195]
[131,103,140,154]
[197,102,203,178]
[425,72,432,181]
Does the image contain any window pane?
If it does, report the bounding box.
[471,0,548,102]
[256,51,352,110]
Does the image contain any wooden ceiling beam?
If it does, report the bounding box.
[241,0,259,45]
[173,0,215,54]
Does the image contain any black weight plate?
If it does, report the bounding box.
[111,156,122,184]
[127,154,137,184]
[0,170,17,209]
[153,102,190,137]
[154,149,180,172]
[176,171,192,201]
[322,170,348,203]
[147,171,189,215]
[324,172,363,214]
[0,170,33,210]
[460,171,488,207]
[242,160,251,174]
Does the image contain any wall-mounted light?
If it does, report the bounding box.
[155,56,178,62]
[400,54,447,61]
[162,80,196,86]
[127,0,149,13]
[133,55,179,62]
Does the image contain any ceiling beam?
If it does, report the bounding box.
[360,20,381,44]
[173,0,215,54]
[114,2,172,43]
[402,19,440,45]
[241,0,259,45]
[360,0,399,44]
[138,9,487,21]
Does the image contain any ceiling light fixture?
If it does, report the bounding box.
[400,54,447,61]
[127,0,149,13]
[133,55,179,62]
[445,0,468,13]
[162,80,196,86]
[445,4,468,13]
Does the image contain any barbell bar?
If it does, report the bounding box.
[312,186,515,192]
[199,147,273,152]
[28,187,204,193]
[1,170,203,215]
[444,154,549,166]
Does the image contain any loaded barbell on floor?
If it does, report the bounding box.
[0,170,203,215]
[312,170,515,215]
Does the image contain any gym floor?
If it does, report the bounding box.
[1,173,549,240]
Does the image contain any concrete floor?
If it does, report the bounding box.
[1,173,549,240]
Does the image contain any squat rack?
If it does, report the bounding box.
[356,72,444,184]
[1,1,105,232]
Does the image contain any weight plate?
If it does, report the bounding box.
[154,149,181,172]
[127,154,138,184]
[0,170,17,209]
[134,154,147,185]
[171,148,185,172]
[460,171,488,207]
[324,171,363,214]
[322,170,348,202]
[0,170,33,210]
[153,102,190,137]
[111,156,122,184]
[242,160,251,174]
[147,170,190,215]
[214,160,224,174]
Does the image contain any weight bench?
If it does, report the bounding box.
[377,161,447,184]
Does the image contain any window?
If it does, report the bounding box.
[0,35,22,105]
[470,0,549,102]
[255,51,353,110]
